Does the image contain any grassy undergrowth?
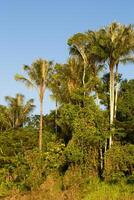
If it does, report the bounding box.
[3,176,134,200]
[84,179,134,200]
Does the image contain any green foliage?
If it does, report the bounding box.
[0,128,37,195]
[104,144,134,182]
[0,127,65,194]
[56,102,110,177]
[116,79,134,143]
[117,79,134,121]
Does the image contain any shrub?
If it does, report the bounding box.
[104,144,134,182]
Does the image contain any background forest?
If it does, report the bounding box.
[0,22,134,200]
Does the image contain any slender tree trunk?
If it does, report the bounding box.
[82,60,86,92]
[75,45,87,98]
[104,140,107,153]
[99,143,104,179]
[39,95,43,151]
[55,99,58,134]
[81,52,87,98]
[114,63,119,119]
[109,64,115,148]
[100,146,103,170]
[80,50,88,108]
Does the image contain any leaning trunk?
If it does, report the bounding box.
[83,60,86,94]
[109,64,115,148]
[114,63,119,119]
[75,45,87,98]
[39,95,43,151]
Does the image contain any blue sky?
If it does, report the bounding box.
[0,0,134,114]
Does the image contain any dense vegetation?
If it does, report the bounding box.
[0,22,134,200]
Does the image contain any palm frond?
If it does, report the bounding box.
[15,74,34,88]
[120,56,134,64]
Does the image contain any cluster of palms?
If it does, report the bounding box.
[0,94,34,131]
[1,22,134,151]
[68,23,134,147]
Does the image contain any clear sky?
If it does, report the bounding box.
[0,0,134,114]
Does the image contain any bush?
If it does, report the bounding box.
[104,144,134,182]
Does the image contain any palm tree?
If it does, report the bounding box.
[5,94,35,128]
[0,105,11,131]
[0,94,34,130]
[15,59,52,150]
[68,32,104,105]
[90,22,134,147]
[114,55,134,119]
[48,58,82,104]
[68,33,89,96]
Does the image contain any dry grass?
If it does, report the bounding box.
[4,173,81,200]
[3,172,134,200]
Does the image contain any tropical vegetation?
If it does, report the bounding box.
[0,22,134,200]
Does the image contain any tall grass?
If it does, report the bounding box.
[84,179,134,200]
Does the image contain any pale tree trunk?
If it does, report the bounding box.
[114,63,119,119]
[74,45,88,98]
[104,141,107,153]
[81,50,87,97]
[39,61,47,150]
[82,59,86,92]
[55,99,58,134]
[39,89,44,151]
[109,64,115,148]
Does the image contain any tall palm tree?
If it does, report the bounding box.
[110,23,134,119]
[15,59,52,150]
[114,55,134,119]
[90,22,134,147]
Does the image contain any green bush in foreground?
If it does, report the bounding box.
[104,144,134,182]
